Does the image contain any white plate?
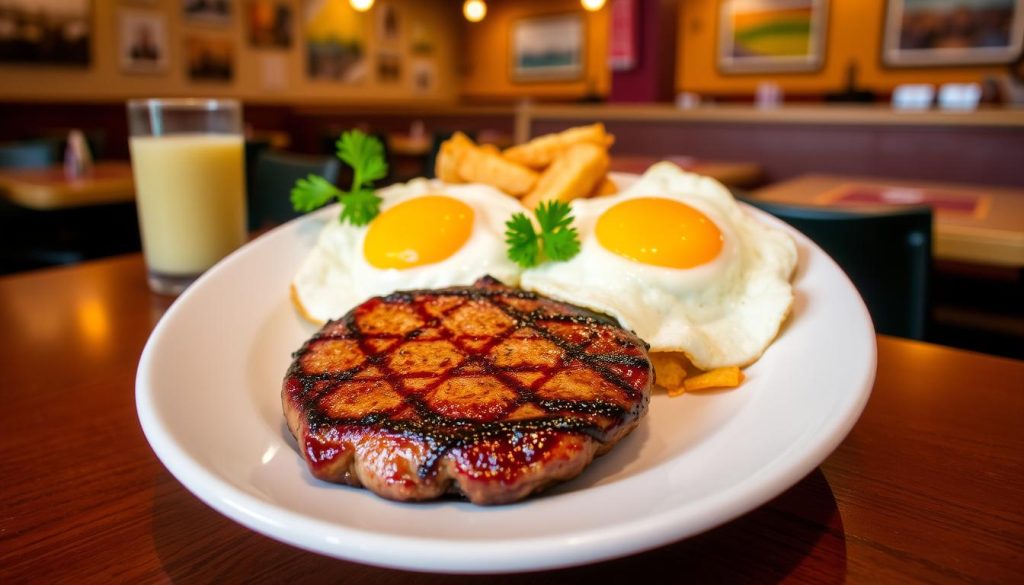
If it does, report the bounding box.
[136,200,875,574]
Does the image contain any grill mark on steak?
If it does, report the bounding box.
[283,276,652,504]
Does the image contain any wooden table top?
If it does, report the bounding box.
[752,174,1024,268]
[1,254,1021,583]
[0,161,135,210]
[610,155,763,188]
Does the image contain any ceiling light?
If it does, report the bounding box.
[464,0,487,23]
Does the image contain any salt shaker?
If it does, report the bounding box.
[64,129,93,178]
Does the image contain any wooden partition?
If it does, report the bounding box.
[286,105,516,155]
[4,100,1023,189]
[521,105,1024,188]
[0,102,515,161]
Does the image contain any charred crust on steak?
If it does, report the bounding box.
[282,276,653,504]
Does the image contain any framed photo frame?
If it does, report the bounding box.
[883,0,1024,67]
[0,0,91,66]
[183,0,231,25]
[376,2,402,47]
[511,13,585,82]
[119,9,169,74]
[411,58,437,94]
[246,0,293,49]
[185,35,234,82]
[304,0,368,84]
[718,0,829,74]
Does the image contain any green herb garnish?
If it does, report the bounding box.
[290,130,388,226]
[505,200,581,268]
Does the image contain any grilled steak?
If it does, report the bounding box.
[282,277,652,505]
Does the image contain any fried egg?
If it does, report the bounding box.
[293,179,526,323]
[520,163,797,369]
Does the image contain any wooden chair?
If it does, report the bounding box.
[248,150,340,231]
[0,141,55,168]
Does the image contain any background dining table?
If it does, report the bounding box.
[0,161,135,211]
[1,254,1021,583]
[751,175,1024,269]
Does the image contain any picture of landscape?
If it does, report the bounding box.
[732,5,813,57]
[884,0,1024,65]
[511,14,584,82]
[718,0,827,73]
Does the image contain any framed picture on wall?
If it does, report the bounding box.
[183,0,231,25]
[377,49,402,84]
[119,10,169,74]
[883,0,1024,66]
[411,57,437,94]
[185,35,234,82]
[377,2,402,46]
[718,0,829,73]
[246,0,293,49]
[304,0,368,84]
[511,14,585,82]
[0,0,91,66]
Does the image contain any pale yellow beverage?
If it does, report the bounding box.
[130,134,247,276]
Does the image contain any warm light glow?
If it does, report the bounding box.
[463,0,487,22]
[76,297,112,354]
[350,0,374,12]
[261,445,280,465]
[581,0,606,10]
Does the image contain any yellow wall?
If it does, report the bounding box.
[677,0,1010,96]
[0,0,460,104]
[5,0,1012,105]
[460,0,611,101]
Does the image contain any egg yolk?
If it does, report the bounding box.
[364,195,475,269]
[595,197,723,268]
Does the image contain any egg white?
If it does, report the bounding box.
[293,179,527,323]
[520,163,798,369]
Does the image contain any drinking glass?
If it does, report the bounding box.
[127,98,247,295]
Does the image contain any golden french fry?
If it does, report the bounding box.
[683,367,745,392]
[521,142,609,210]
[435,131,474,183]
[651,352,688,393]
[503,123,615,169]
[588,176,618,198]
[457,144,538,197]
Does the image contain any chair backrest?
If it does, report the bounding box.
[244,138,272,200]
[0,141,55,168]
[249,150,340,230]
[742,198,932,339]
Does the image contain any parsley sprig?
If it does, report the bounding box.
[290,130,389,226]
[505,200,581,268]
